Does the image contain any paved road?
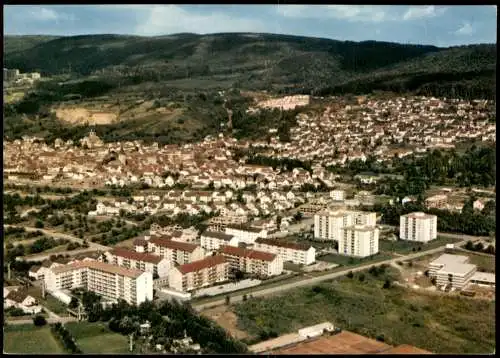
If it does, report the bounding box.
[193,236,482,312]
[5,225,110,251]
[6,316,78,325]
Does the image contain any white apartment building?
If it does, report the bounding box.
[200,231,239,252]
[428,254,477,290]
[219,245,283,277]
[330,190,345,201]
[400,212,437,243]
[254,238,316,265]
[168,255,229,292]
[314,210,376,241]
[148,237,204,265]
[339,225,379,258]
[45,260,153,306]
[225,225,268,245]
[102,248,171,278]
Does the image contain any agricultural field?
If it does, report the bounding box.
[65,321,130,354]
[232,267,495,354]
[3,324,64,354]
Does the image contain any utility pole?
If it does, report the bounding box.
[129,333,134,352]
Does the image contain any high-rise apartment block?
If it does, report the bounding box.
[400,212,437,243]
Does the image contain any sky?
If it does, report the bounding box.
[4,5,497,47]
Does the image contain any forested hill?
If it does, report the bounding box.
[4,33,497,99]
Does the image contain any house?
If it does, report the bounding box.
[4,289,42,315]
[200,231,239,252]
[225,225,268,245]
[148,237,204,265]
[168,255,229,292]
[254,238,316,265]
[219,245,283,277]
[102,248,171,278]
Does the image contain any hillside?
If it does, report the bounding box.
[4,35,61,55]
[3,33,496,145]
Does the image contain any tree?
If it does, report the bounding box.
[293,212,303,222]
[465,241,474,251]
[358,273,365,282]
[474,242,484,252]
[346,271,354,279]
[33,315,47,326]
[242,294,248,302]
[35,220,44,229]
[69,297,79,309]
[225,296,230,305]
[382,280,391,289]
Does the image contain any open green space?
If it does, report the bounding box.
[446,249,496,273]
[379,236,461,254]
[233,267,495,354]
[65,321,130,354]
[25,286,70,316]
[3,324,65,354]
[317,252,393,266]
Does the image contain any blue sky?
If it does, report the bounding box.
[4,5,497,47]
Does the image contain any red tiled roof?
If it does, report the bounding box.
[255,238,312,251]
[220,245,276,262]
[109,248,162,264]
[133,237,148,246]
[149,237,198,252]
[176,255,227,274]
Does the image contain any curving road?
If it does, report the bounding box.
[193,236,482,312]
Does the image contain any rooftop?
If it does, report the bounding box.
[219,245,277,262]
[470,271,496,284]
[176,255,227,274]
[430,254,469,267]
[149,237,199,252]
[109,248,163,264]
[201,231,235,241]
[51,260,145,278]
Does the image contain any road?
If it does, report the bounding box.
[5,225,110,251]
[193,235,482,312]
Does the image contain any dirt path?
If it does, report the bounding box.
[201,306,250,340]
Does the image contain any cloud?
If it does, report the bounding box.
[403,6,446,21]
[134,5,266,35]
[28,6,75,22]
[277,5,390,22]
[455,22,474,36]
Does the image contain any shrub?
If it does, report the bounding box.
[35,220,44,229]
[33,315,47,326]
[346,271,354,279]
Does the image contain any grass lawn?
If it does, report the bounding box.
[446,249,496,273]
[318,253,393,266]
[3,324,64,354]
[233,267,495,354]
[26,286,70,316]
[379,236,461,255]
[65,321,130,354]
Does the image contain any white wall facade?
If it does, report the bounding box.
[400,212,437,242]
[339,225,379,257]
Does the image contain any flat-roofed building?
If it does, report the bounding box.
[469,272,495,287]
[219,245,283,277]
[428,254,477,290]
[329,190,345,201]
[102,248,171,278]
[148,237,204,265]
[400,212,437,243]
[339,225,379,257]
[314,210,376,241]
[254,238,316,265]
[44,260,153,306]
[168,255,229,292]
[200,231,239,252]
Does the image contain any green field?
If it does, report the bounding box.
[233,268,495,354]
[65,321,130,353]
[446,249,496,273]
[379,236,461,254]
[318,253,393,266]
[3,324,64,354]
